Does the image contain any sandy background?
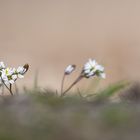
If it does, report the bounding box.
[0,0,140,90]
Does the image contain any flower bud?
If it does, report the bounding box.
[23,64,29,73]
[65,65,76,75]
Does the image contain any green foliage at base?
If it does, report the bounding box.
[0,82,139,140]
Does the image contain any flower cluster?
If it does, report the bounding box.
[64,59,105,79]
[0,62,29,86]
[61,58,105,96]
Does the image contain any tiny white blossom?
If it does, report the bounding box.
[0,62,5,69]
[16,66,26,78]
[17,66,26,74]
[65,65,76,75]
[2,68,14,77]
[1,68,16,85]
[12,74,18,80]
[83,59,105,78]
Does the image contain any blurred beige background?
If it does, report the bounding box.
[0,0,140,90]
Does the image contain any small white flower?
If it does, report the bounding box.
[65,65,76,75]
[12,74,18,81]
[83,59,105,78]
[17,66,26,74]
[1,68,16,85]
[16,66,26,78]
[2,68,13,77]
[0,62,5,69]
[83,59,97,78]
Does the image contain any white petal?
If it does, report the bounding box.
[84,69,90,74]
[84,64,91,69]
[99,73,106,79]
[17,66,23,72]
[88,59,92,64]
[9,80,15,84]
[17,66,26,74]
[4,80,10,85]
[92,60,97,66]
[65,65,76,75]
[8,68,14,75]
[86,71,95,78]
[18,74,24,78]
[96,65,104,71]
[2,74,8,81]
[12,75,17,80]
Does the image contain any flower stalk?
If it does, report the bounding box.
[61,65,76,96]
[61,75,83,96]
[9,84,13,96]
[61,74,66,95]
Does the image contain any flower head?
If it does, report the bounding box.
[0,62,5,70]
[1,68,17,85]
[65,65,76,75]
[16,66,26,78]
[83,59,105,78]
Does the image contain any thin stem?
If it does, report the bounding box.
[2,82,11,95]
[61,75,83,97]
[2,84,4,95]
[61,74,66,96]
[15,83,19,95]
[77,88,83,98]
[1,77,13,96]
[10,84,13,96]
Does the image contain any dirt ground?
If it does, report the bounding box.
[0,0,140,90]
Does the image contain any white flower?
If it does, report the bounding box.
[83,59,105,78]
[16,66,26,78]
[17,66,26,74]
[2,68,15,76]
[65,65,76,75]
[12,74,18,81]
[1,68,16,85]
[0,62,5,69]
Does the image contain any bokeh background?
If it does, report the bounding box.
[0,0,140,90]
